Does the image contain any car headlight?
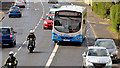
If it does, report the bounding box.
[86,60,93,66]
[112,50,118,55]
[44,21,47,24]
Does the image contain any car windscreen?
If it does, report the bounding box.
[95,41,115,49]
[54,16,81,33]
[45,16,54,21]
[88,49,108,56]
[0,29,10,35]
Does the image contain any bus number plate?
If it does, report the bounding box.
[63,39,70,41]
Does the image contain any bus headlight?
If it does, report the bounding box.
[54,36,58,38]
[76,38,80,39]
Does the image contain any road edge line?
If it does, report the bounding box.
[45,44,59,67]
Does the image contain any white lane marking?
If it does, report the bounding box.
[89,23,98,38]
[18,46,22,51]
[14,52,17,56]
[45,44,59,67]
[23,41,26,45]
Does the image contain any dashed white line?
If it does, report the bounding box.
[14,52,17,56]
[18,46,22,51]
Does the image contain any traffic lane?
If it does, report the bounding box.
[11,2,54,66]
[16,3,55,66]
[16,28,54,66]
[50,23,96,66]
[1,2,44,66]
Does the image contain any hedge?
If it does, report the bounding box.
[92,2,113,18]
[110,4,120,33]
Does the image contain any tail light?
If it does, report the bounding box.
[18,10,20,12]
[10,34,13,38]
[22,2,24,4]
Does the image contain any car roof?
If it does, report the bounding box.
[96,39,114,42]
[0,27,11,29]
[88,46,107,50]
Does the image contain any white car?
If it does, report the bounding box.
[82,46,112,68]
[14,0,25,8]
[94,39,119,60]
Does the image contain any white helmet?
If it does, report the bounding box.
[30,30,34,33]
[9,51,14,55]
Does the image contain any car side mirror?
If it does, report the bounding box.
[82,54,86,57]
[43,18,45,20]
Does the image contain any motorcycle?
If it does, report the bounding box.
[5,62,17,68]
[27,38,35,53]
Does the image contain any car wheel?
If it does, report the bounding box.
[19,14,21,17]
[14,40,16,46]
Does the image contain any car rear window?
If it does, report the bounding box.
[11,7,19,10]
[0,29,10,35]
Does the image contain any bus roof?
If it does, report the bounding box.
[55,5,86,13]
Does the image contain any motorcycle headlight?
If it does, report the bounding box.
[44,21,47,24]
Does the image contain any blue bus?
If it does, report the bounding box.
[52,5,87,43]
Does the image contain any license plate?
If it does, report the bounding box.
[63,39,70,41]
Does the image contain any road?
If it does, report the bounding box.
[0,0,119,68]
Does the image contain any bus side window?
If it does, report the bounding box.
[83,19,86,24]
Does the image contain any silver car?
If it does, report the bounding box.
[14,0,25,8]
[94,39,119,60]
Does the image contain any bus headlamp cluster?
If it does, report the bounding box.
[76,38,80,39]
[54,36,58,38]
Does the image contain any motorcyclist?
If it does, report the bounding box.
[4,51,18,66]
[27,30,36,48]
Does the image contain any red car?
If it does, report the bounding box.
[43,14,54,29]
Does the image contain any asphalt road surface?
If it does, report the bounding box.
[1,0,120,68]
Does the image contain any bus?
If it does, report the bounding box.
[52,5,87,43]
